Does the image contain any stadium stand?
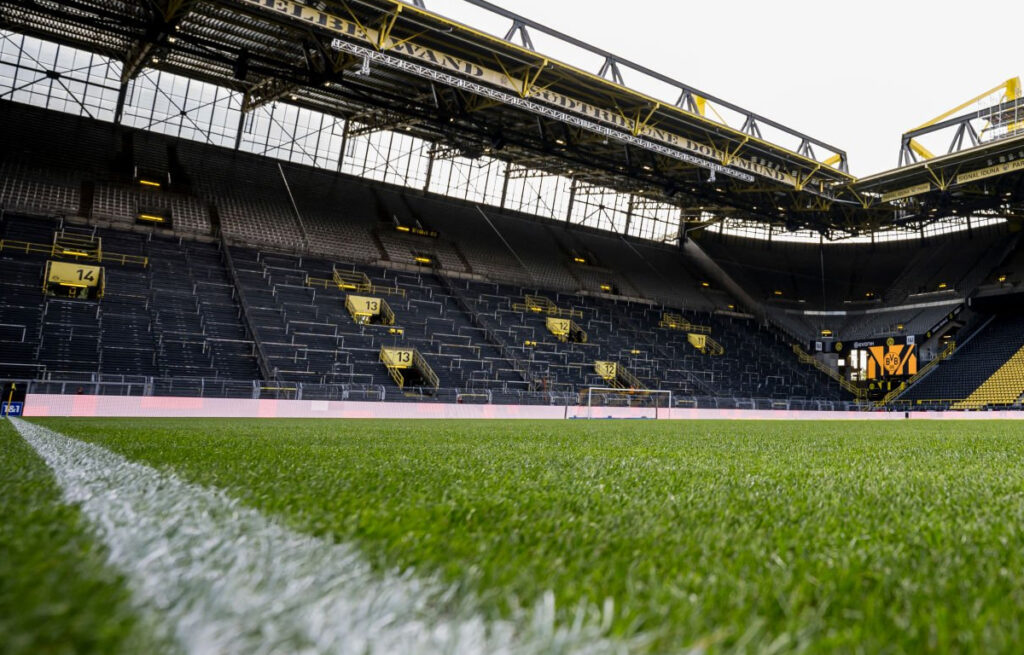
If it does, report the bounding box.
[2,102,1020,410]
[899,315,1024,408]
[699,229,1011,312]
[1,198,844,407]
[696,227,1018,347]
[0,213,261,395]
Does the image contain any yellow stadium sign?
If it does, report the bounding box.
[687,333,707,350]
[881,182,931,203]
[956,158,1024,185]
[594,361,618,380]
[380,348,414,369]
[545,317,570,337]
[44,260,104,299]
[345,294,397,327]
[865,344,918,380]
[46,261,101,287]
[346,295,381,316]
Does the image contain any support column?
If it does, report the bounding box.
[234,107,246,151]
[423,145,436,193]
[499,160,511,209]
[565,176,578,223]
[113,81,129,125]
[336,118,350,173]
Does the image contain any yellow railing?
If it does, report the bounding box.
[306,274,407,298]
[333,268,371,292]
[793,344,869,400]
[413,349,440,390]
[305,276,335,289]
[0,239,148,266]
[379,348,406,388]
[512,294,583,319]
[0,239,51,256]
[659,312,711,334]
[384,365,405,388]
[617,364,646,390]
[594,360,646,390]
[878,340,956,406]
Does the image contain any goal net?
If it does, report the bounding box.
[569,387,672,420]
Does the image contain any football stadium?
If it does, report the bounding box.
[3,0,1024,652]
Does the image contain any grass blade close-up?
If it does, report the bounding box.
[0,420,158,655]
[9,417,1024,653]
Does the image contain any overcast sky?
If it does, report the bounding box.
[423,0,1023,177]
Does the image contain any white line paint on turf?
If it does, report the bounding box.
[11,419,623,655]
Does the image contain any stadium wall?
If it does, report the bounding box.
[20,394,1024,420]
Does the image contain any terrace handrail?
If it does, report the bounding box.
[793,344,869,400]
[0,238,148,266]
[305,271,407,298]
[659,312,712,334]
[511,294,584,319]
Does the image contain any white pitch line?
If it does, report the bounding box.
[11,419,623,655]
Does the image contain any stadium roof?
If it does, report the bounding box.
[3,0,1024,238]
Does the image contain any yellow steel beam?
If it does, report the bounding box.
[720,136,749,167]
[909,140,935,161]
[905,77,1022,162]
[910,78,1022,132]
[375,5,402,49]
[794,164,822,192]
[693,95,706,117]
[923,163,955,191]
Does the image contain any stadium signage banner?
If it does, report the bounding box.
[594,361,618,380]
[1,402,23,417]
[811,334,915,354]
[881,182,930,203]
[240,0,817,187]
[956,158,1024,185]
[811,336,918,379]
[46,261,101,287]
[864,343,917,379]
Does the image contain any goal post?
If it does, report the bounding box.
[570,387,673,420]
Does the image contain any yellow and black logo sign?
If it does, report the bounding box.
[866,344,917,380]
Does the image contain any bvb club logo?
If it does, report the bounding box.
[883,350,902,375]
[886,337,895,346]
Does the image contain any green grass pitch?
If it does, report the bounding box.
[9,417,1024,653]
